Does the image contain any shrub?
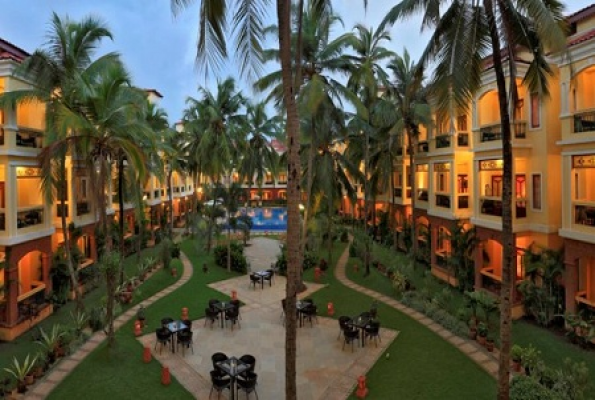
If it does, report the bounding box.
[213,242,248,273]
[170,243,181,259]
[303,251,318,271]
[510,376,557,400]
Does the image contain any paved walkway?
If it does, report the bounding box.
[333,243,500,379]
[25,254,195,399]
[137,238,398,399]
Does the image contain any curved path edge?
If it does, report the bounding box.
[334,238,500,380]
[25,253,195,399]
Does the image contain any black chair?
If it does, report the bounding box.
[177,330,194,355]
[300,304,318,327]
[266,268,275,284]
[302,298,314,305]
[262,271,273,286]
[212,352,229,374]
[230,299,242,320]
[359,311,372,320]
[205,308,219,328]
[342,327,359,352]
[161,317,174,327]
[364,321,381,347]
[182,319,192,330]
[209,370,231,399]
[225,307,241,331]
[249,273,261,289]
[337,316,352,340]
[209,299,220,310]
[239,354,256,377]
[154,327,172,354]
[237,371,259,399]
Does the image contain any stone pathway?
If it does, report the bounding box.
[25,254,195,399]
[334,245,500,379]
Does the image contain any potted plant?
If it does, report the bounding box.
[520,345,542,376]
[476,322,488,346]
[137,305,146,329]
[3,355,37,393]
[486,333,495,352]
[511,344,523,372]
[36,325,65,364]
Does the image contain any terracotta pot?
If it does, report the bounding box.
[24,375,34,386]
[468,328,477,340]
[486,340,495,352]
[477,335,486,346]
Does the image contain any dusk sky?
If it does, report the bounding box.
[1,1,592,123]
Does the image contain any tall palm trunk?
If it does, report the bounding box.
[407,130,417,258]
[118,157,125,284]
[168,169,174,236]
[390,155,398,250]
[277,1,299,398]
[363,129,371,276]
[300,125,316,279]
[59,160,83,312]
[484,1,513,398]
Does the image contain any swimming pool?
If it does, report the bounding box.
[240,207,287,231]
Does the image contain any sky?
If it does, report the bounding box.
[1,1,593,123]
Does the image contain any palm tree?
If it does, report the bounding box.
[238,101,280,209]
[386,50,431,259]
[170,0,312,396]
[0,13,117,313]
[342,24,394,275]
[182,78,246,252]
[380,1,567,397]
[215,182,245,271]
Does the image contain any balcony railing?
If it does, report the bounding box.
[457,132,469,146]
[435,194,451,208]
[458,195,469,209]
[76,201,90,216]
[17,207,44,229]
[480,198,527,218]
[418,141,429,153]
[417,189,429,202]
[435,135,451,149]
[573,111,595,133]
[16,128,43,149]
[480,122,526,142]
[575,204,595,227]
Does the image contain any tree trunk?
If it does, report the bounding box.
[168,169,174,236]
[408,131,417,258]
[59,161,83,313]
[484,1,513,398]
[363,129,371,276]
[300,125,316,280]
[277,1,299,398]
[227,224,232,272]
[390,157,398,251]
[118,157,125,284]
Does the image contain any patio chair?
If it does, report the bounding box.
[225,307,241,331]
[249,273,261,290]
[262,272,273,287]
[337,316,352,340]
[237,371,259,399]
[177,330,194,355]
[204,307,219,328]
[342,327,359,352]
[154,327,172,354]
[364,321,381,347]
[266,268,275,284]
[239,354,256,378]
[230,299,242,320]
[161,317,174,327]
[209,370,231,399]
[300,304,318,327]
[208,299,220,310]
[211,352,229,374]
[182,319,192,330]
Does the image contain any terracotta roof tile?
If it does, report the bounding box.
[568,27,595,47]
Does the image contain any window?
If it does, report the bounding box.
[457,175,468,194]
[438,173,446,192]
[457,115,467,131]
[530,93,540,128]
[532,174,542,210]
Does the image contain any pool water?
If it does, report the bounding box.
[240,207,287,231]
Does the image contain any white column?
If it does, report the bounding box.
[560,81,569,116]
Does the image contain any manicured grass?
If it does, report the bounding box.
[0,244,169,377]
[304,244,496,400]
[47,239,240,400]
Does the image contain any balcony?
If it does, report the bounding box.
[417,189,429,202]
[435,135,451,149]
[17,207,44,229]
[76,201,90,216]
[435,194,451,208]
[394,187,402,198]
[458,195,469,209]
[575,203,595,227]
[417,141,429,153]
[0,127,4,145]
[16,128,43,149]
[457,132,469,146]
[480,198,527,218]
[0,211,5,230]
[573,110,595,133]
[479,121,526,142]
[154,190,160,199]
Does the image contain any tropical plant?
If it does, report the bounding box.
[35,325,65,362]
[381,1,567,395]
[3,355,37,391]
[445,222,477,292]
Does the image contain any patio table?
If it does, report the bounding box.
[216,356,250,400]
[348,314,371,347]
[167,320,189,353]
[212,301,236,329]
[253,270,271,289]
[296,300,310,327]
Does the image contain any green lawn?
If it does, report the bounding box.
[47,239,240,400]
[303,244,496,400]
[0,244,171,376]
